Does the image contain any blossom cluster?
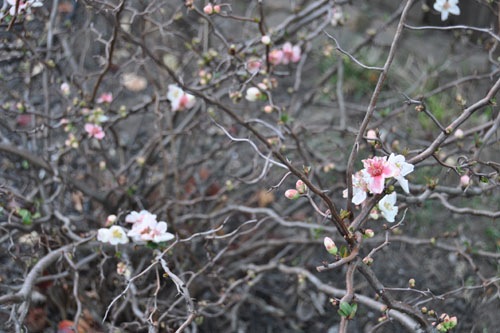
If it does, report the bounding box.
[345,154,414,222]
[268,42,301,66]
[167,85,196,111]
[97,210,175,245]
[4,0,43,16]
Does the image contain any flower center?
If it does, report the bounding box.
[367,162,384,177]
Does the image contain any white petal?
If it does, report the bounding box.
[441,10,449,21]
[97,228,111,243]
[448,6,460,16]
[395,176,410,193]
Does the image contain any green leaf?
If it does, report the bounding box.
[17,208,32,225]
[339,245,349,258]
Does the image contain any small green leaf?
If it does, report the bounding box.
[339,245,349,258]
[17,208,32,225]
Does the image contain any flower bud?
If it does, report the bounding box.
[369,208,379,220]
[261,35,271,45]
[366,129,377,145]
[454,128,464,139]
[295,180,307,194]
[105,214,117,226]
[460,174,470,188]
[203,4,214,14]
[364,229,375,238]
[323,237,338,255]
[408,278,416,288]
[284,189,300,200]
[213,4,221,13]
[362,257,373,265]
[263,105,273,113]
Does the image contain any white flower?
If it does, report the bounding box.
[388,154,414,193]
[378,192,398,223]
[7,0,43,15]
[433,0,460,21]
[125,210,156,224]
[167,85,196,111]
[245,87,262,102]
[97,226,129,245]
[150,221,175,243]
[127,213,174,243]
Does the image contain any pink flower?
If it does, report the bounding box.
[96,92,113,104]
[246,58,262,74]
[167,85,196,111]
[268,49,284,66]
[84,123,105,140]
[281,42,301,64]
[362,156,394,194]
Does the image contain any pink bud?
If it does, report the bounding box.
[284,189,300,200]
[364,229,375,238]
[203,4,213,14]
[263,105,273,113]
[213,4,221,13]
[324,237,338,255]
[105,214,117,227]
[366,129,377,144]
[295,180,307,194]
[460,175,470,188]
[454,128,464,139]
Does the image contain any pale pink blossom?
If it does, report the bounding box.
[96,92,113,104]
[268,49,284,66]
[84,123,105,140]
[281,42,301,64]
[125,210,157,224]
[362,156,395,194]
[167,85,196,111]
[246,58,262,74]
[125,210,174,243]
[343,170,370,205]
